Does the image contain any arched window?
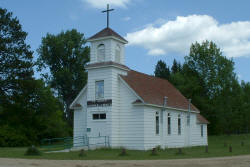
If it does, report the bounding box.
[115,45,121,63]
[167,113,171,135]
[97,44,105,62]
[178,114,181,135]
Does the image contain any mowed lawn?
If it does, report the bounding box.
[0,134,250,160]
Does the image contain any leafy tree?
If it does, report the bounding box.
[185,41,236,99]
[0,8,69,146]
[155,41,247,135]
[184,41,238,134]
[154,60,170,80]
[37,30,90,127]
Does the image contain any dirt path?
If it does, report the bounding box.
[1,155,250,167]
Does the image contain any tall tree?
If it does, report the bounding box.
[154,60,170,80]
[0,8,68,146]
[185,41,236,99]
[0,8,33,97]
[37,30,90,127]
[171,59,181,74]
[184,41,239,134]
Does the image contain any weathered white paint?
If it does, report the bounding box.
[72,88,87,147]
[71,29,208,150]
[89,38,125,64]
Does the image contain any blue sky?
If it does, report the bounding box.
[1,0,250,82]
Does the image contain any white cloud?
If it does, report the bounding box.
[126,15,250,58]
[82,0,131,9]
[123,16,131,21]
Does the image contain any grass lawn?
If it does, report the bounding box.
[0,134,250,160]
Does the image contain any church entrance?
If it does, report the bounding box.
[88,112,108,147]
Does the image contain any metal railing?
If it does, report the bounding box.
[41,135,109,150]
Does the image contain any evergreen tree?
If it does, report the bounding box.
[154,60,170,80]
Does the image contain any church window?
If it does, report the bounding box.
[187,113,190,126]
[178,114,181,135]
[97,44,105,62]
[95,80,104,99]
[93,113,106,120]
[156,112,159,135]
[115,45,121,63]
[168,113,171,135]
[201,125,204,137]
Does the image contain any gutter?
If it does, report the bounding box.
[133,102,199,114]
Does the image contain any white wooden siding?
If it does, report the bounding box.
[73,89,87,147]
[90,39,125,64]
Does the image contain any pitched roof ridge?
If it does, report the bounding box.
[88,27,128,42]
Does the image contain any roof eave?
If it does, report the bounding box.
[133,102,200,113]
[85,63,130,71]
[87,36,128,44]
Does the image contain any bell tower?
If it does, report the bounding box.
[87,27,128,65]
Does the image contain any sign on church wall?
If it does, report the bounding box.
[87,99,112,107]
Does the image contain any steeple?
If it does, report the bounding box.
[87,4,128,65]
[88,27,128,44]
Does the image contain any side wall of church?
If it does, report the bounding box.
[143,106,208,150]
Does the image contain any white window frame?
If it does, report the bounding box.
[201,125,204,137]
[155,112,159,135]
[115,44,121,63]
[187,113,190,126]
[95,80,104,99]
[167,113,171,135]
[97,44,105,62]
[92,113,107,121]
[178,114,181,135]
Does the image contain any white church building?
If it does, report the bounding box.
[70,27,209,150]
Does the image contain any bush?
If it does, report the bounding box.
[79,149,86,157]
[0,125,31,147]
[25,145,41,156]
[119,148,128,156]
[151,148,158,156]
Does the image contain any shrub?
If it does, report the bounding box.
[176,148,184,155]
[151,148,158,156]
[79,149,86,157]
[119,148,128,156]
[25,145,41,156]
[0,125,31,147]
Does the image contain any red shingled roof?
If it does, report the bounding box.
[88,27,128,43]
[121,70,209,124]
[197,113,210,124]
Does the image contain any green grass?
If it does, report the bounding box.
[0,134,250,160]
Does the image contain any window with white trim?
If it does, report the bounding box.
[95,80,104,99]
[156,112,159,135]
[178,114,181,135]
[115,45,121,63]
[167,113,171,135]
[201,125,204,137]
[187,113,190,126]
[92,113,106,120]
[97,44,105,62]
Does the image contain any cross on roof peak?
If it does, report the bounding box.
[102,4,114,28]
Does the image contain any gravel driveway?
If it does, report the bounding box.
[1,155,250,167]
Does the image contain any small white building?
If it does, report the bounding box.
[70,27,209,150]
